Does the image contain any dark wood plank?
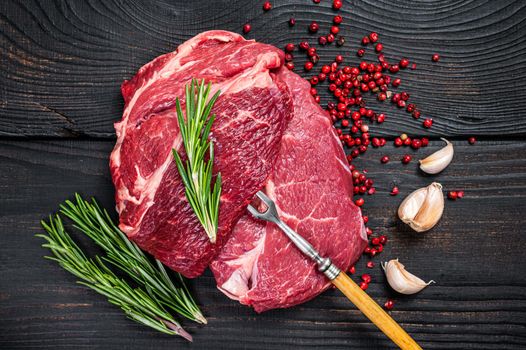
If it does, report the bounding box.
[1,0,526,137]
[1,139,525,349]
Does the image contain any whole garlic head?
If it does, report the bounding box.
[398,182,444,232]
[382,259,434,295]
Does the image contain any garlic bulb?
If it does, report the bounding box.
[382,259,434,295]
[419,138,454,174]
[398,182,444,232]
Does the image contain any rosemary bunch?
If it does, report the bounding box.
[37,215,192,340]
[173,79,222,243]
[59,194,206,324]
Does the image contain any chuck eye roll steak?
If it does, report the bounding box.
[110,31,367,310]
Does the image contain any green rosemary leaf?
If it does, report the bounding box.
[173,79,222,243]
[37,214,193,340]
[58,194,206,324]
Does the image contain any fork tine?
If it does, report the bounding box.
[247,203,264,219]
[248,191,279,222]
[255,191,272,205]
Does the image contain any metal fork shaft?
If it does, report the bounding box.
[249,191,341,280]
[272,219,341,280]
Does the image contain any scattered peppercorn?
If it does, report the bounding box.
[401,155,412,164]
[381,155,389,164]
[399,58,409,68]
[361,273,372,284]
[432,53,440,62]
[262,1,272,11]
[242,23,251,34]
[288,17,296,26]
[411,139,422,149]
[390,186,399,196]
[359,281,368,290]
[309,21,319,33]
[366,261,375,268]
[384,299,395,310]
[448,191,458,200]
[332,0,342,10]
[468,136,476,145]
[423,118,433,128]
[299,41,309,51]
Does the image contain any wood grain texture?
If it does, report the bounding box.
[0,139,525,349]
[0,0,525,137]
[1,0,526,349]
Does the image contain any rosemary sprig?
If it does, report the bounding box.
[37,215,193,340]
[59,194,206,324]
[173,79,222,243]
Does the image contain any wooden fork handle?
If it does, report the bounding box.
[332,271,423,350]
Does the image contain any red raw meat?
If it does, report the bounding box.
[110,31,292,277]
[210,69,367,312]
[111,31,366,311]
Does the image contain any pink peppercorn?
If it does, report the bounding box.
[242,23,251,33]
[401,155,412,164]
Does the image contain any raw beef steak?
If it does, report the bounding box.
[110,31,292,277]
[111,30,367,309]
[210,69,368,312]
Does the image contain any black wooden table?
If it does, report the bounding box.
[1,1,525,349]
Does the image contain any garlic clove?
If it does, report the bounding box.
[381,259,434,295]
[398,182,444,232]
[419,138,454,174]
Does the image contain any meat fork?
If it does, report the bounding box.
[248,191,422,350]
